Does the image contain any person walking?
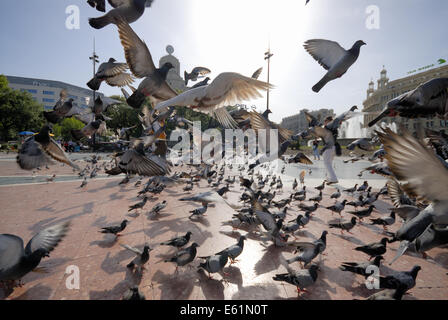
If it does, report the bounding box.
[322,116,338,184]
[312,139,320,160]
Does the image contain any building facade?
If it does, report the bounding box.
[362,64,448,135]
[6,75,104,111]
[280,108,335,134]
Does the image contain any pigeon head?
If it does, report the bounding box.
[380,237,388,245]
[239,236,247,242]
[122,219,129,225]
[145,0,154,7]
[350,105,358,112]
[373,255,384,266]
[190,242,200,248]
[350,217,357,225]
[108,58,116,63]
[353,40,367,48]
[411,266,422,279]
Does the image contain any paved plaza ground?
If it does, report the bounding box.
[0,152,447,300]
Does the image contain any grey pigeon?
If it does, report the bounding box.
[379,266,421,291]
[43,89,75,124]
[148,200,167,216]
[184,67,211,85]
[160,232,192,249]
[368,78,448,127]
[189,203,208,219]
[121,243,152,272]
[347,205,376,221]
[71,120,104,141]
[370,211,396,230]
[340,255,384,277]
[87,0,106,12]
[122,286,145,300]
[115,18,177,109]
[0,221,70,288]
[329,217,357,234]
[273,256,319,294]
[366,286,407,300]
[198,251,229,279]
[287,242,323,267]
[215,236,247,264]
[355,238,389,260]
[189,77,210,89]
[89,0,153,29]
[87,58,133,91]
[347,138,376,151]
[100,219,129,236]
[326,199,347,215]
[17,126,79,171]
[164,243,199,272]
[304,39,366,92]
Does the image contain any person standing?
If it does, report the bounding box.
[322,116,338,184]
[312,139,320,160]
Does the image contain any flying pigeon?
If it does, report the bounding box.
[42,89,76,124]
[154,72,273,128]
[0,221,70,288]
[368,78,448,127]
[89,0,154,29]
[17,126,79,171]
[184,67,211,85]
[304,39,366,92]
[87,58,133,91]
[71,120,105,141]
[115,17,178,109]
[87,0,106,12]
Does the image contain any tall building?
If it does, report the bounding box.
[362,64,448,135]
[6,75,105,111]
[159,45,187,93]
[280,108,335,134]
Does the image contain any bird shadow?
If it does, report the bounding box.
[152,269,196,300]
[9,284,53,300]
[254,244,285,276]
[196,269,225,300]
[89,268,142,300]
[332,233,365,246]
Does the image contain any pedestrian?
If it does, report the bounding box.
[312,139,320,160]
[322,116,338,184]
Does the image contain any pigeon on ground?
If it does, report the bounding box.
[308,191,323,203]
[154,72,273,128]
[326,199,347,215]
[148,200,167,216]
[379,266,421,291]
[368,78,448,127]
[17,126,79,171]
[370,212,396,230]
[344,184,358,193]
[160,232,192,249]
[0,221,70,288]
[189,203,208,219]
[330,189,341,199]
[287,242,323,267]
[115,18,177,109]
[365,286,407,300]
[198,251,229,279]
[329,217,357,234]
[304,39,366,92]
[100,220,129,236]
[122,286,145,300]
[89,0,153,29]
[121,243,152,272]
[340,255,384,277]
[273,256,319,294]
[355,238,389,260]
[347,205,376,221]
[215,236,247,264]
[87,58,133,91]
[164,243,199,272]
[184,67,211,85]
[128,196,148,212]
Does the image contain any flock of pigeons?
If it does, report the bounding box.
[1,0,448,300]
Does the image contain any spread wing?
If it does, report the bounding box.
[24,221,71,255]
[116,17,155,78]
[42,138,80,170]
[17,137,54,170]
[119,149,168,176]
[304,39,347,70]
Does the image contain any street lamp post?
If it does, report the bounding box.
[264,48,274,111]
[89,38,99,148]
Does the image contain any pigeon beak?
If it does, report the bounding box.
[49,133,55,137]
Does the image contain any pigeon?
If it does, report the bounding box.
[89,0,153,29]
[46,174,56,183]
[148,200,167,216]
[189,203,208,219]
[184,67,211,85]
[414,224,448,258]
[357,181,369,192]
[198,251,229,279]
[343,184,358,193]
[348,205,376,221]
[115,18,177,109]
[251,67,263,79]
[80,177,88,188]
[287,242,323,267]
[355,238,389,259]
[215,236,247,264]
[100,220,129,236]
[0,221,70,287]
[368,78,448,127]
[128,196,148,212]
[160,232,192,249]
[288,152,313,165]
[42,90,76,124]
[347,138,376,151]
[87,0,106,12]
[121,243,152,272]
[154,72,273,128]
[273,258,319,294]
[189,77,211,89]
[292,179,298,190]
[308,191,323,203]
[122,286,145,300]
[164,243,199,272]
[346,196,364,211]
[17,126,79,171]
[379,266,421,291]
[315,181,325,191]
[298,202,319,214]
[326,199,347,215]
[304,39,366,92]
[330,189,341,199]
[340,255,384,277]
[71,120,105,141]
[365,286,407,300]
[370,212,396,230]
[329,217,357,234]
[87,58,133,91]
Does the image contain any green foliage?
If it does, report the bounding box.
[0,75,45,141]
[104,95,142,138]
[52,117,85,140]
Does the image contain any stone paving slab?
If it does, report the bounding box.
[0,159,447,300]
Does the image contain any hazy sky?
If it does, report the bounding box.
[1,0,447,122]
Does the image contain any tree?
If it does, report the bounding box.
[0,75,45,141]
[104,95,143,138]
[52,117,85,141]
